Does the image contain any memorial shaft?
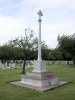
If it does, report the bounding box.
[37,10,43,61]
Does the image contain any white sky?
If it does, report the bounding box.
[0,0,75,48]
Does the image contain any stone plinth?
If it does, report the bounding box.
[21,71,59,87]
[21,60,59,88]
[32,60,47,73]
[11,60,68,92]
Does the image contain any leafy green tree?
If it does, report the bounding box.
[57,34,75,66]
[0,44,16,65]
[10,29,38,74]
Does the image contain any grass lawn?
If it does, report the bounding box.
[0,64,75,100]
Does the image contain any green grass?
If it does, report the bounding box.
[0,65,75,100]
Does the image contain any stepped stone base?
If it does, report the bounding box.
[11,71,68,92]
[11,60,68,92]
[21,72,59,87]
[11,80,68,92]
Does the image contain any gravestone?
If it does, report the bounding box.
[9,62,16,68]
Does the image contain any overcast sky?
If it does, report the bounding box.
[0,0,75,48]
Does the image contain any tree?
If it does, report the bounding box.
[0,44,16,66]
[57,34,75,66]
[10,28,37,74]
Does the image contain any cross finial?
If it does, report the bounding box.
[37,10,43,16]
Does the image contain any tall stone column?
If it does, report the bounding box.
[32,10,46,73]
[37,10,43,61]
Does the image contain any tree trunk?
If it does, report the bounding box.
[73,57,75,67]
[22,58,26,74]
